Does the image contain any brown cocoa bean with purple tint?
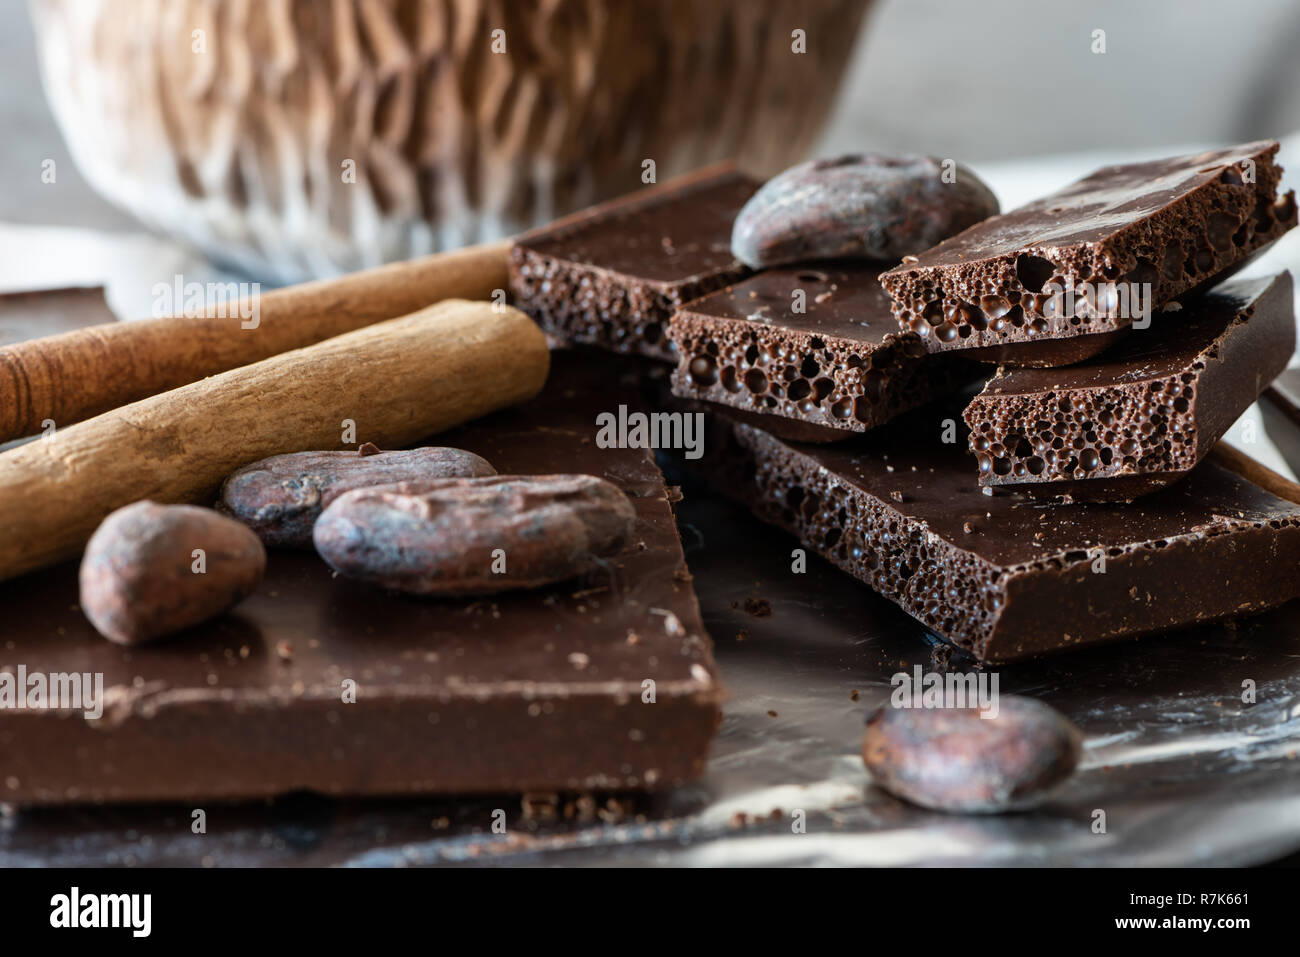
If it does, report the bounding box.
[313,474,637,595]
[79,501,266,646]
[731,154,999,268]
[220,446,496,548]
[862,694,1082,813]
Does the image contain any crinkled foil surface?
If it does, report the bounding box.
[4,411,1299,867]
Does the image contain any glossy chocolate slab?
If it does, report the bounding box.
[667,263,976,436]
[706,406,1300,662]
[509,166,758,360]
[0,352,721,805]
[964,272,1294,498]
[880,141,1298,366]
[0,285,115,347]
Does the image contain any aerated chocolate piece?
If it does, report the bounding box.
[509,166,758,360]
[880,141,1297,367]
[667,263,975,436]
[708,410,1300,662]
[964,273,1295,499]
[0,352,721,803]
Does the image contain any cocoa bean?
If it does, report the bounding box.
[312,474,637,595]
[861,695,1082,813]
[79,501,267,645]
[731,153,999,268]
[220,446,496,548]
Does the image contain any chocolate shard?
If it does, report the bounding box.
[880,141,1298,367]
[703,407,1300,662]
[0,352,721,804]
[508,165,759,360]
[667,263,978,436]
[964,272,1294,499]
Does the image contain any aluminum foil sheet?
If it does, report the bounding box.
[3,407,1299,867]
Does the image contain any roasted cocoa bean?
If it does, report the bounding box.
[220,446,496,547]
[862,695,1082,813]
[79,501,266,645]
[312,474,637,595]
[731,153,999,268]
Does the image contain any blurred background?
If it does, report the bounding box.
[3,0,1300,292]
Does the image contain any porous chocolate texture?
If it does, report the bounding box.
[879,141,1298,367]
[667,263,976,435]
[964,272,1295,498]
[508,166,758,360]
[0,352,721,804]
[705,409,1300,662]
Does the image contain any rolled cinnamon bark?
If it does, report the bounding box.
[0,299,548,581]
[0,240,509,442]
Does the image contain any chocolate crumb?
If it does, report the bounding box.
[742,597,773,618]
[357,442,381,456]
[930,643,954,670]
[850,689,860,701]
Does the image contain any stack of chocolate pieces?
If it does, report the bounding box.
[511,141,1300,662]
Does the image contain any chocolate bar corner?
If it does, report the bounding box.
[508,167,759,360]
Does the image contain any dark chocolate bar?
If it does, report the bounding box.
[0,286,116,347]
[964,272,1294,498]
[0,352,721,804]
[706,409,1300,662]
[666,263,975,436]
[509,166,758,360]
[880,141,1297,367]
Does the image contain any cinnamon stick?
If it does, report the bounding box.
[0,299,548,582]
[0,239,510,442]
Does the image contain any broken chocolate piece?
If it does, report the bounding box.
[0,352,720,804]
[704,408,1300,662]
[667,263,976,434]
[508,166,758,360]
[964,272,1294,498]
[880,141,1297,367]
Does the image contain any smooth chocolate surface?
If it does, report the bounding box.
[704,406,1300,662]
[0,352,721,804]
[880,141,1297,366]
[0,285,116,347]
[509,166,758,360]
[964,272,1295,498]
[667,263,976,435]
